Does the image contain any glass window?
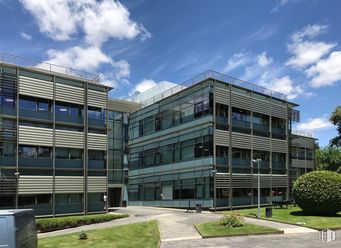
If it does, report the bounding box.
[19,98,36,111]
[19,146,36,158]
[55,148,69,159]
[37,194,51,204]
[56,104,69,115]
[161,145,173,164]
[37,147,51,158]
[70,149,83,159]
[37,100,50,111]
[88,150,105,160]
[181,139,194,161]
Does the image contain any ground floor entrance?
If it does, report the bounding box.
[108,187,122,207]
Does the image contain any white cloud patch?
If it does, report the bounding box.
[296,117,333,132]
[132,79,157,94]
[286,24,336,68]
[223,52,251,73]
[20,31,32,41]
[20,0,150,43]
[261,75,303,100]
[271,0,291,13]
[20,0,149,89]
[306,51,341,88]
[257,52,273,67]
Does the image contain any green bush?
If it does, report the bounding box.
[36,213,128,233]
[293,170,341,216]
[219,214,244,228]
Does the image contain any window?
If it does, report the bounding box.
[19,146,36,158]
[139,119,144,136]
[88,150,105,160]
[37,147,51,158]
[155,113,161,131]
[19,98,36,111]
[88,106,104,120]
[70,149,83,159]
[161,145,173,164]
[181,139,194,161]
[55,148,69,159]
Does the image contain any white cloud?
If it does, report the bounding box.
[20,0,150,44]
[45,46,112,71]
[306,51,341,88]
[249,26,277,41]
[20,31,32,41]
[132,79,157,94]
[257,52,273,67]
[20,0,77,41]
[286,41,336,68]
[296,117,333,132]
[286,24,336,68]
[261,75,303,100]
[223,52,251,73]
[271,0,291,13]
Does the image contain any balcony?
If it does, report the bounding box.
[0,156,16,167]
[88,160,106,169]
[0,106,16,116]
[19,109,53,121]
[253,123,269,132]
[232,119,250,129]
[18,157,52,168]
[55,159,83,169]
[56,114,83,124]
[88,118,106,127]
[216,156,228,165]
[232,158,250,167]
[272,127,286,139]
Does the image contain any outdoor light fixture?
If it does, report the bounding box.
[252,159,261,219]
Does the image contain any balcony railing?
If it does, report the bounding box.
[88,160,106,169]
[18,157,52,168]
[55,159,83,169]
[232,119,250,129]
[20,109,53,121]
[253,123,269,132]
[0,156,16,167]
[56,114,83,124]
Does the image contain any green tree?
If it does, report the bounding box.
[330,105,341,147]
[315,147,341,172]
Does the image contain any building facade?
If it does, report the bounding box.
[0,55,315,215]
[126,71,315,209]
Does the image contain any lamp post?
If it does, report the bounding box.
[252,159,261,218]
[14,172,20,209]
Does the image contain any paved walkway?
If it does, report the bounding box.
[39,206,317,242]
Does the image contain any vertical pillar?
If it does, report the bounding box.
[52,75,56,216]
[84,81,88,214]
[15,66,19,209]
[228,84,233,209]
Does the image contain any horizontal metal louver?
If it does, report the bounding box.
[231,93,251,110]
[18,176,53,194]
[215,173,230,188]
[252,99,270,115]
[271,139,287,153]
[291,159,314,168]
[87,176,106,192]
[88,133,107,150]
[19,76,53,99]
[271,104,287,119]
[231,133,251,149]
[55,176,84,193]
[252,136,270,151]
[271,175,288,187]
[56,83,84,105]
[232,175,253,188]
[19,126,53,146]
[215,88,230,105]
[55,130,84,148]
[88,90,107,108]
[215,130,229,146]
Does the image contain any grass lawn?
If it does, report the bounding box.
[38,221,160,248]
[224,207,341,230]
[196,221,282,238]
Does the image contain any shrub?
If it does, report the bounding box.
[293,170,341,216]
[36,213,128,233]
[219,214,244,228]
[79,231,88,240]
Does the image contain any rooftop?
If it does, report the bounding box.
[0,52,100,83]
[140,70,288,107]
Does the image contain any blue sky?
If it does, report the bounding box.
[0,0,340,146]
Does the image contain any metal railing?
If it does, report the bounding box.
[0,52,100,83]
[292,130,313,138]
[140,70,287,107]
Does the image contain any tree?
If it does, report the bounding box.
[315,147,341,172]
[330,105,341,147]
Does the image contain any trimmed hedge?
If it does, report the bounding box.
[293,170,341,216]
[36,213,128,233]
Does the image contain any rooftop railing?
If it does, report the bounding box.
[292,130,313,138]
[140,70,287,107]
[0,52,100,83]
